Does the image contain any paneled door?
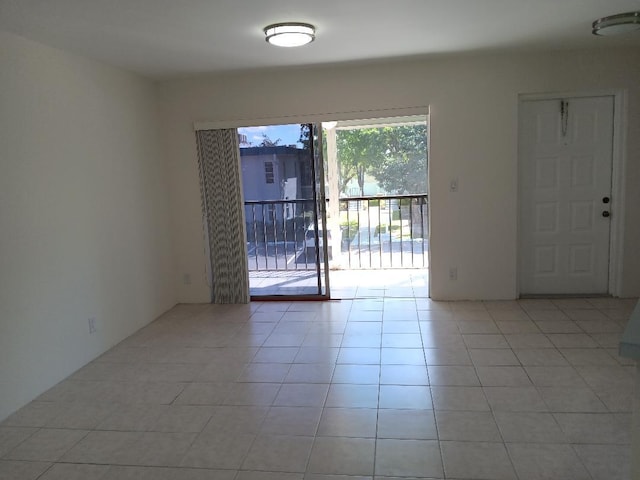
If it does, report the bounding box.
[519,96,614,295]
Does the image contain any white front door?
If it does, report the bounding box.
[519,96,614,295]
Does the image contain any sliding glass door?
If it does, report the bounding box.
[239,123,330,298]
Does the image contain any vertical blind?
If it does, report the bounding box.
[196,129,249,303]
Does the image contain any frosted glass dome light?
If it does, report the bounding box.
[264,23,315,47]
[592,12,640,36]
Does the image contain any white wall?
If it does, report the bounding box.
[160,48,640,302]
[0,31,175,421]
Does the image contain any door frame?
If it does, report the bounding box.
[196,105,431,299]
[517,90,627,297]
[313,125,332,297]
[237,122,331,300]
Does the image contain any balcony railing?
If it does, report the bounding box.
[244,194,429,271]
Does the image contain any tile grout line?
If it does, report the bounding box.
[416,301,446,479]
[485,303,527,480]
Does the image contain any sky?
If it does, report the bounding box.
[238,124,303,148]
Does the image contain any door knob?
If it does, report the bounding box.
[602,211,610,218]
[602,197,610,204]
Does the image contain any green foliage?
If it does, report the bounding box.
[335,128,387,196]
[369,125,428,194]
[340,220,359,242]
[374,224,387,236]
[373,223,402,236]
[259,134,282,147]
[300,122,427,196]
[334,124,427,196]
[298,124,311,150]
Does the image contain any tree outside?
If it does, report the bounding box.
[299,122,427,196]
[336,124,427,196]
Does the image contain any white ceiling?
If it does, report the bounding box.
[1,0,640,80]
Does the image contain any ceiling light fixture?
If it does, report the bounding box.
[592,11,640,36]
[264,22,315,47]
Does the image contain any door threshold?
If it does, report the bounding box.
[250,295,331,302]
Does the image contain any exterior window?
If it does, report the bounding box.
[264,162,274,184]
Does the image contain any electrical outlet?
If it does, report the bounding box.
[450,178,458,192]
[88,317,97,334]
[449,267,458,281]
[183,273,192,285]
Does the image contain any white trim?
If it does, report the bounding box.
[334,115,427,130]
[518,90,622,102]
[609,90,627,297]
[193,106,429,131]
[516,90,627,297]
[197,106,432,298]
[426,114,432,299]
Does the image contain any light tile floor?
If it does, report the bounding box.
[0,297,637,480]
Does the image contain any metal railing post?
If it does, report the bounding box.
[346,202,352,269]
[420,198,426,267]
[399,200,404,267]
[367,199,372,269]
[356,200,362,269]
[244,194,428,272]
[282,202,288,271]
[252,205,259,270]
[377,200,382,268]
[272,203,278,270]
[261,203,268,269]
[409,197,414,267]
[388,198,393,268]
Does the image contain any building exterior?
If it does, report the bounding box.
[240,145,313,224]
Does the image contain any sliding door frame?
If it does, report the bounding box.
[312,124,331,298]
[194,106,429,301]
